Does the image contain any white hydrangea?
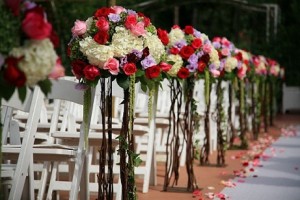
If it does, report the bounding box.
[201,33,209,42]
[84,17,94,37]
[111,27,144,57]
[79,36,114,68]
[166,54,183,77]
[209,48,220,67]
[239,49,250,61]
[144,33,165,63]
[168,28,185,46]
[10,39,57,86]
[224,57,238,72]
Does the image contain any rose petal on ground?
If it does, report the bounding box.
[207,186,215,190]
[237,179,245,183]
[192,189,202,197]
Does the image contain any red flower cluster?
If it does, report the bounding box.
[71,60,101,81]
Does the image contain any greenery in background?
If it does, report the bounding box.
[45,0,299,85]
[0,5,21,55]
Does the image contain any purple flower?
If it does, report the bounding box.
[237,61,243,69]
[196,51,204,58]
[212,41,221,49]
[220,59,226,71]
[194,30,202,38]
[187,64,197,72]
[120,57,128,67]
[108,13,121,22]
[175,40,187,49]
[23,1,37,10]
[132,49,143,58]
[209,63,217,70]
[141,55,156,69]
[127,9,137,15]
[75,83,89,91]
[188,53,198,65]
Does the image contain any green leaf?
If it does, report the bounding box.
[17,86,27,103]
[133,154,143,167]
[141,84,147,93]
[135,69,144,77]
[38,79,52,96]
[117,75,130,90]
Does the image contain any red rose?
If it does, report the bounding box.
[22,10,52,40]
[199,53,210,64]
[179,46,195,60]
[172,25,180,29]
[49,30,60,48]
[177,67,190,79]
[96,17,109,31]
[146,65,161,79]
[159,62,172,72]
[83,65,100,81]
[143,17,151,27]
[123,63,137,76]
[4,0,21,16]
[125,14,137,29]
[157,28,169,45]
[170,47,179,55]
[197,61,206,73]
[71,60,87,78]
[191,38,202,49]
[93,31,109,44]
[235,52,243,61]
[3,57,26,87]
[142,47,150,59]
[94,7,114,18]
[184,25,194,35]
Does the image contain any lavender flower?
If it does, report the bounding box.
[237,61,243,69]
[212,41,221,49]
[196,51,204,58]
[120,57,128,67]
[132,49,143,58]
[141,55,156,69]
[108,13,121,23]
[175,40,187,49]
[187,64,197,72]
[127,9,137,15]
[220,59,226,71]
[209,63,217,70]
[194,30,202,38]
[75,83,89,91]
[188,53,199,65]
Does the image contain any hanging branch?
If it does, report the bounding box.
[183,77,198,191]
[163,79,183,191]
[200,70,211,165]
[98,78,107,200]
[228,82,236,147]
[216,80,226,166]
[239,79,248,148]
[269,78,274,126]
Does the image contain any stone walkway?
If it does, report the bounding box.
[217,126,300,200]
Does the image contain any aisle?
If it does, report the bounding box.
[217,126,300,200]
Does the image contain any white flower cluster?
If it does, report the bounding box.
[209,48,221,68]
[80,36,114,68]
[168,28,185,46]
[111,27,144,57]
[144,33,165,63]
[10,39,57,86]
[166,54,183,77]
[224,57,238,72]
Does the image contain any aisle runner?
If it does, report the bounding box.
[216,126,300,200]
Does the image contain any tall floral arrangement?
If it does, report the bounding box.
[159,25,220,190]
[68,6,167,200]
[0,0,64,196]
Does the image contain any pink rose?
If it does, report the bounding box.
[22,11,52,40]
[103,58,120,75]
[111,6,125,14]
[130,22,146,36]
[221,48,230,56]
[159,62,172,72]
[213,37,221,43]
[237,66,247,79]
[49,58,65,79]
[203,43,212,54]
[96,17,109,31]
[210,69,220,78]
[71,20,87,36]
[221,37,231,47]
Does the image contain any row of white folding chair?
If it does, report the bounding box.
[1,78,96,200]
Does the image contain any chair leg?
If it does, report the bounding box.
[46,162,59,200]
[29,155,35,200]
[37,162,50,200]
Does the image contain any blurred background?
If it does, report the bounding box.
[36,0,299,86]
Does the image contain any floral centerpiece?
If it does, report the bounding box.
[68,6,167,199]
[0,0,64,196]
[157,25,221,190]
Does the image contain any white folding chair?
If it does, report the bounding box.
[1,86,45,200]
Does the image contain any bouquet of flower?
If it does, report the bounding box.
[251,55,268,77]
[235,49,250,80]
[68,6,166,91]
[266,58,280,77]
[163,25,220,80]
[0,0,64,100]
